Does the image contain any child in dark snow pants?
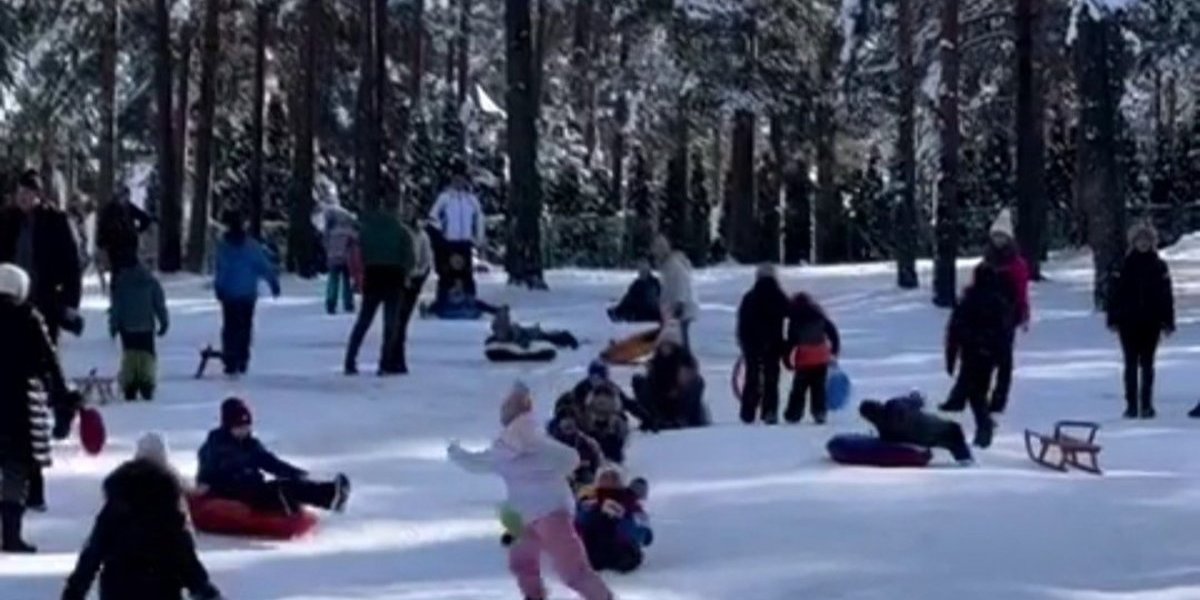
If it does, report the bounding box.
[784,292,840,425]
[945,264,1015,449]
[737,266,790,424]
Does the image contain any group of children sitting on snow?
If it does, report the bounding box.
[449,380,653,600]
[61,398,349,600]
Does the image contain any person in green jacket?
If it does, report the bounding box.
[109,261,169,400]
[344,205,414,376]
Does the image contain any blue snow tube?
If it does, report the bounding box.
[826,434,932,468]
[826,365,852,412]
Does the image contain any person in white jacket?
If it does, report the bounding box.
[448,382,613,600]
[652,235,698,349]
[429,163,484,299]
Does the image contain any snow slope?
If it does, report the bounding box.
[3,251,1200,600]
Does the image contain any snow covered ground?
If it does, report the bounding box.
[3,243,1200,600]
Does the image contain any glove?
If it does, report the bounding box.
[158,322,169,337]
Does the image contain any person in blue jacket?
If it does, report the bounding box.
[213,210,279,376]
[196,398,350,514]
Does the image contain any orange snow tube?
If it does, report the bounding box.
[187,494,319,540]
[601,327,661,366]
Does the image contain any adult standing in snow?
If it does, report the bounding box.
[385,218,433,375]
[322,204,359,315]
[980,209,1029,414]
[0,170,84,344]
[344,203,414,376]
[429,161,484,296]
[0,263,78,553]
[944,265,1014,449]
[213,210,280,376]
[737,265,791,424]
[651,235,698,349]
[97,190,154,273]
[61,457,222,600]
[1107,223,1174,419]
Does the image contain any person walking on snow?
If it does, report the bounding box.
[321,204,359,315]
[448,382,614,600]
[0,169,84,344]
[981,209,1029,414]
[0,263,79,552]
[385,218,433,374]
[61,455,221,600]
[784,292,840,425]
[108,260,169,401]
[344,203,414,376]
[429,161,485,295]
[944,264,1015,449]
[651,235,698,349]
[213,210,280,376]
[197,398,350,515]
[737,264,790,425]
[1107,223,1174,419]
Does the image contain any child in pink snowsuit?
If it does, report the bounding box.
[448,382,613,600]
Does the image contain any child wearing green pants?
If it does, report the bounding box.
[109,262,169,401]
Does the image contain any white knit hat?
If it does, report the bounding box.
[134,432,169,466]
[989,209,1015,240]
[0,264,30,303]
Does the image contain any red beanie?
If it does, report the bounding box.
[221,397,252,428]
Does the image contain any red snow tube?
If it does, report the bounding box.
[826,434,932,468]
[187,494,319,540]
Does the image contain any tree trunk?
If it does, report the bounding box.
[608,30,629,217]
[409,0,425,112]
[1015,0,1046,281]
[174,25,194,226]
[359,0,380,210]
[505,0,545,287]
[813,31,840,264]
[375,0,388,202]
[572,0,595,164]
[784,160,812,264]
[729,13,757,263]
[664,105,690,251]
[185,0,221,273]
[290,0,321,276]
[155,0,181,272]
[1075,8,1126,309]
[98,0,119,209]
[250,2,270,239]
[932,0,960,306]
[456,0,471,108]
[894,0,919,289]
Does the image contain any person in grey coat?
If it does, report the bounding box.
[651,236,698,349]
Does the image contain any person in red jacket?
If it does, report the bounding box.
[940,209,1029,416]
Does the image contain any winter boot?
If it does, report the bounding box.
[1140,404,1157,419]
[1,503,36,553]
[1123,405,1139,419]
[1189,402,1200,418]
[813,413,828,425]
[332,473,352,513]
[972,420,994,449]
[123,387,139,402]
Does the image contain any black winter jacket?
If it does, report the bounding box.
[62,460,220,600]
[860,395,959,449]
[737,278,790,357]
[97,201,154,270]
[0,205,82,324]
[1107,250,1175,333]
[0,300,71,466]
[946,271,1015,365]
[786,294,841,356]
[610,276,662,323]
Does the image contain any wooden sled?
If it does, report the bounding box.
[195,345,224,379]
[72,369,116,406]
[600,327,660,366]
[1024,421,1102,475]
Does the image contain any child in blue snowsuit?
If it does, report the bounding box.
[213,211,279,375]
[196,398,350,514]
[575,469,652,573]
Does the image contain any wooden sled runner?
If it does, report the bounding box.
[1024,421,1102,475]
[72,369,116,406]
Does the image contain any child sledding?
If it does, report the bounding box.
[485,305,581,363]
[575,468,652,574]
[190,398,350,538]
[607,260,661,323]
[631,321,711,431]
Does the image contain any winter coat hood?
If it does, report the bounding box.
[0,263,30,303]
[1127,222,1158,249]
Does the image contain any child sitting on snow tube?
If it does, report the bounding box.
[631,322,710,431]
[607,261,662,323]
[546,404,605,492]
[195,398,351,523]
[858,392,974,465]
[580,385,630,464]
[575,468,652,573]
[485,306,579,362]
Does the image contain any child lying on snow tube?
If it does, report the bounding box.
[859,392,974,465]
[484,306,579,362]
[191,398,351,539]
[575,469,653,574]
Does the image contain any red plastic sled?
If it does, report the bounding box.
[79,407,107,456]
[187,494,319,540]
